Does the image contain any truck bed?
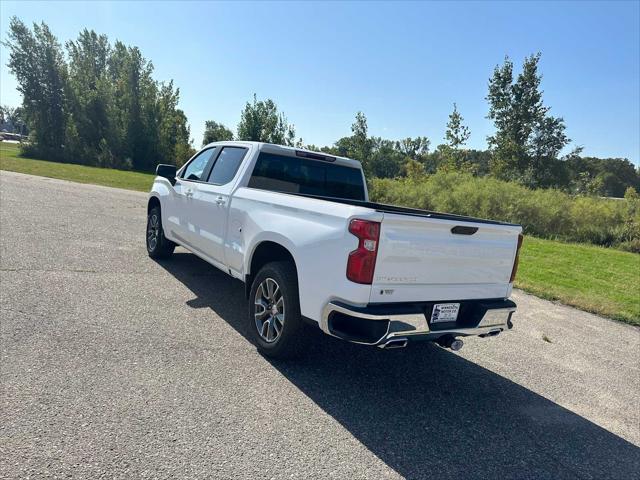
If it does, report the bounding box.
[290,192,519,227]
[283,191,521,304]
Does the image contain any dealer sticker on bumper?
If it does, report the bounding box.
[430,303,460,323]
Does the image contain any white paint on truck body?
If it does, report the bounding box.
[150,141,521,326]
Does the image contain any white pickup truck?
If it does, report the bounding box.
[147,141,523,358]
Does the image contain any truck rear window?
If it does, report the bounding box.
[248,152,366,201]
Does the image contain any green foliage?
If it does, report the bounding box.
[4,18,67,160]
[367,137,406,178]
[566,153,639,197]
[3,18,192,171]
[396,136,430,158]
[0,105,28,135]
[622,187,640,246]
[4,22,637,201]
[445,103,470,149]
[65,29,111,165]
[486,54,570,188]
[155,82,194,168]
[329,112,431,178]
[332,113,373,173]
[618,239,640,254]
[202,120,234,145]
[237,94,295,145]
[403,158,427,180]
[369,171,635,248]
[350,111,372,165]
[438,103,474,173]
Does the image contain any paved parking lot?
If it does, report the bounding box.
[1,171,639,479]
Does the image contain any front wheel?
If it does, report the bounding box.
[146,206,175,258]
[248,261,306,359]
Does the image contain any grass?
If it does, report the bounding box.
[0,143,154,192]
[2,142,639,326]
[515,236,639,325]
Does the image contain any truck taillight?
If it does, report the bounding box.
[346,219,380,284]
[509,233,524,283]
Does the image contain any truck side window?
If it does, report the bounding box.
[181,147,217,181]
[207,147,247,185]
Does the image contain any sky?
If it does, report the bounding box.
[1,1,639,165]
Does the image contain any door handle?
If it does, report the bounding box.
[215,196,225,205]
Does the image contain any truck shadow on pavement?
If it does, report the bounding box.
[157,252,640,480]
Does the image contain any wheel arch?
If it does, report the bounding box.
[147,195,161,214]
[245,240,298,299]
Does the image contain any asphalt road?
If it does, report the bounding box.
[1,170,639,479]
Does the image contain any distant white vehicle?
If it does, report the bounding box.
[147,142,523,358]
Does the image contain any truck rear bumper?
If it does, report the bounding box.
[320,298,516,347]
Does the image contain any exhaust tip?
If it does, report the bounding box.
[380,338,408,349]
[437,336,464,351]
[450,339,464,351]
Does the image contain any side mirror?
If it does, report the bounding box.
[156,164,177,186]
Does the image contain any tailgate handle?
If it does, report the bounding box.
[451,226,478,235]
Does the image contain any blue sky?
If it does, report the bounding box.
[1,1,639,164]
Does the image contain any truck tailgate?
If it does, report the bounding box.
[370,213,522,303]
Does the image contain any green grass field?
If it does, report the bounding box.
[2,142,639,325]
[516,237,638,324]
[0,143,155,192]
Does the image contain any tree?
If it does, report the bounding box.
[566,151,639,197]
[369,137,405,178]
[65,29,112,165]
[236,94,295,146]
[486,53,570,187]
[445,103,470,149]
[156,81,192,167]
[4,19,192,170]
[202,120,234,145]
[331,112,432,178]
[403,158,426,180]
[440,103,473,172]
[4,17,68,159]
[396,136,430,159]
[332,112,377,175]
[0,105,28,135]
[351,111,372,163]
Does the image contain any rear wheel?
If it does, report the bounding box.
[146,206,175,258]
[249,261,306,359]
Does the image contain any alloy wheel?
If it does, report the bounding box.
[254,277,285,343]
[147,213,159,251]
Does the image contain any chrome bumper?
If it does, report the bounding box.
[320,300,516,347]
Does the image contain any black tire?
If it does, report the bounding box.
[146,206,175,258]
[248,261,306,359]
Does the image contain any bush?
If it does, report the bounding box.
[369,171,634,248]
[618,239,640,254]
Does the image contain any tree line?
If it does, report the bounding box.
[204,55,638,198]
[3,17,192,171]
[4,18,638,198]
